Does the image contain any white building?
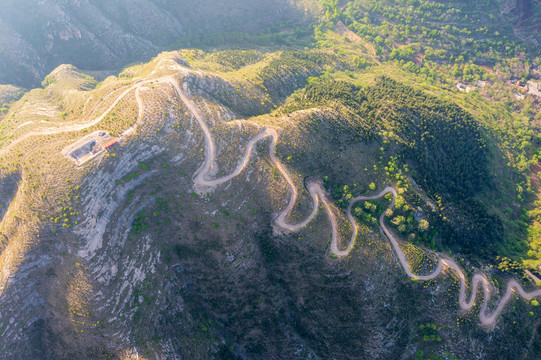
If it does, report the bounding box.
[456,82,473,93]
[528,81,541,97]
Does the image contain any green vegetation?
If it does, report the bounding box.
[304,78,489,196]
[124,172,140,182]
[138,162,150,171]
[341,0,533,62]
[167,25,315,51]
[320,0,341,21]
[259,51,339,100]
[286,77,505,255]
[352,197,390,228]
[307,0,541,265]
[132,211,149,236]
[3,2,541,357]
[207,50,263,70]
[365,78,489,196]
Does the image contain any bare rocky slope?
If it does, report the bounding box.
[0,0,316,88]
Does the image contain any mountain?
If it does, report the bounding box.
[1,0,539,89]
[0,47,537,359]
[500,0,541,45]
[1,1,541,359]
[0,0,317,87]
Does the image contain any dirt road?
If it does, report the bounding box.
[347,187,541,326]
[175,73,541,326]
[2,58,540,327]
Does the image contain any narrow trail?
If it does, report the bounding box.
[2,60,540,328]
[526,269,541,284]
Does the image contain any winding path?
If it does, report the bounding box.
[173,71,541,327]
[1,60,540,327]
[348,188,541,325]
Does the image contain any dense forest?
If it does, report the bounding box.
[258,51,339,100]
[299,78,502,255]
[304,78,489,196]
[365,77,490,196]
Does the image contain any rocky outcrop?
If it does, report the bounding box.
[0,0,314,88]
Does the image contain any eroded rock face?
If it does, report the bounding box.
[0,0,312,88]
[508,0,533,21]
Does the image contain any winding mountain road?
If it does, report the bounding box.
[173,68,541,327]
[1,58,540,327]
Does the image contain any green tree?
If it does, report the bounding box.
[320,0,341,21]
[419,219,429,231]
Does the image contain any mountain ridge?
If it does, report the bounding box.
[0,50,539,359]
[0,0,317,88]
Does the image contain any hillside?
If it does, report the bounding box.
[0,0,318,88]
[500,0,541,45]
[0,46,538,358]
[0,1,541,359]
[2,0,540,90]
